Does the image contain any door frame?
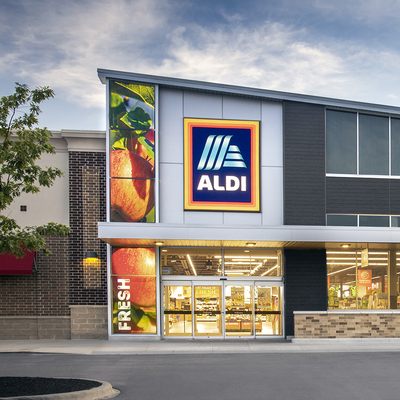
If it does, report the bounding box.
[161,277,284,339]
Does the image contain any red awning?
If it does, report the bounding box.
[0,251,36,275]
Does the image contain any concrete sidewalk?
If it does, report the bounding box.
[2,338,400,355]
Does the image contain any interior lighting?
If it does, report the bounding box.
[186,254,197,276]
[341,244,351,248]
[246,242,257,247]
[327,265,356,276]
[250,262,263,275]
[261,265,278,276]
[155,241,164,246]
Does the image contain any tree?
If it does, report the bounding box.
[0,83,69,257]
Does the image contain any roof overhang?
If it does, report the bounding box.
[97,68,400,115]
[98,222,400,249]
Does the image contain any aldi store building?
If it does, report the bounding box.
[2,69,400,340]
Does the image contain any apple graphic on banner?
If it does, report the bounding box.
[112,248,156,307]
[110,150,154,221]
[135,129,155,167]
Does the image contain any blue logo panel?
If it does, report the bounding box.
[192,127,252,203]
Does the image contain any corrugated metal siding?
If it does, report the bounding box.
[326,177,390,214]
[284,249,327,337]
[283,101,326,225]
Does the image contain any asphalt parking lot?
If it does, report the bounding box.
[0,351,399,400]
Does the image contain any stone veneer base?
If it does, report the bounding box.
[295,311,400,338]
[0,316,71,340]
[70,305,108,339]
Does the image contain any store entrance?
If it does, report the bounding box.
[162,281,282,338]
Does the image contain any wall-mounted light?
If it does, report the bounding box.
[155,241,164,246]
[341,244,351,249]
[246,242,256,247]
[83,250,100,267]
[82,250,101,289]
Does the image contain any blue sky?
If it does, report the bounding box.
[2,0,400,130]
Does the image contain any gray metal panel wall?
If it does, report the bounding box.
[326,177,390,214]
[284,249,327,337]
[390,180,400,215]
[283,101,326,225]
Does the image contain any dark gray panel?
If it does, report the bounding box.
[326,177,390,214]
[283,101,326,225]
[284,249,327,337]
[390,180,400,214]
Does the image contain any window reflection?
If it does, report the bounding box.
[160,248,282,277]
[327,250,391,309]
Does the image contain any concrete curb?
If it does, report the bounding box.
[0,379,119,400]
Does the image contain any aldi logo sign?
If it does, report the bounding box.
[184,118,260,211]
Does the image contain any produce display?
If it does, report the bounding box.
[109,80,155,222]
[112,247,157,334]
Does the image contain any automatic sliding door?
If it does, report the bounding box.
[224,284,253,336]
[194,285,222,337]
[255,285,282,336]
[163,285,192,336]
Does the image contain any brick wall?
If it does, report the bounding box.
[295,312,400,338]
[69,151,107,305]
[0,236,69,316]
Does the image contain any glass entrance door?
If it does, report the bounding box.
[255,285,282,336]
[163,284,192,336]
[162,281,282,338]
[194,284,223,337]
[224,283,254,336]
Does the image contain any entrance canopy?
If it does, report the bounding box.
[98,222,400,249]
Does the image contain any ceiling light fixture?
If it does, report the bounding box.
[186,254,197,276]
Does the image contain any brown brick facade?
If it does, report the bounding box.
[295,312,400,338]
[0,149,108,339]
[0,236,69,316]
[69,151,107,305]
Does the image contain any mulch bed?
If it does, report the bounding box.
[0,377,101,397]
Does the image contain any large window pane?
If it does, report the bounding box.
[326,214,357,226]
[160,248,222,276]
[359,114,389,175]
[326,110,357,174]
[327,250,389,310]
[359,215,390,227]
[223,249,282,277]
[391,118,400,175]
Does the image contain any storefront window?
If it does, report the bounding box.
[326,110,357,174]
[327,250,390,309]
[391,118,400,175]
[359,114,389,175]
[160,248,222,276]
[223,249,282,277]
[160,248,282,277]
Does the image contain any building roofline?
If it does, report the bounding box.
[98,68,400,115]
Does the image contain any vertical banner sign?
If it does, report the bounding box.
[361,249,369,267]
[111,247,157,334]
[108,80,156,222]
[184,118,260,212]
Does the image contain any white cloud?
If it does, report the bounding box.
[2,0,400,112]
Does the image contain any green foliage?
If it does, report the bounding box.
[0,83,69,257]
